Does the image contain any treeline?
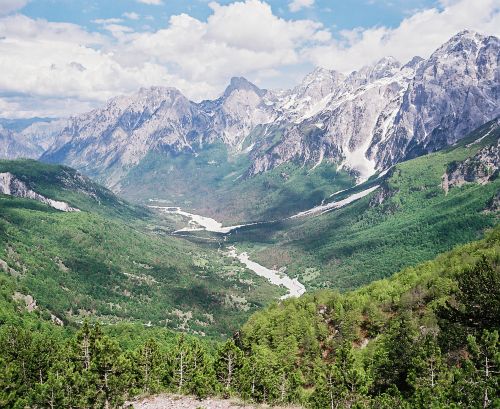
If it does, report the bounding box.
[1,229,499,408]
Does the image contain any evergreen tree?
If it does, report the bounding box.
[408,334,451,407]
[135,338,163,393]
[452,330,500,408]
[438,257,500,350]
[371,312,418,394]
[91,335,130,408]
[214,338,243,397]
[275,337,302,404]
[243,344,279,404]
[309,343,367,409]
[167,334,215,398]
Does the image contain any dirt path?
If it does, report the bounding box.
[129,394,302,409]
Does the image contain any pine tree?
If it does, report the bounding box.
[169,334,190,394]
[168,334,215,398]
[214,338,243,397]
[372,312,418,394]
[453,330,500,408]
[243,344,279,404]
[308,343,367,409]
[437,257,500,350]
[408,334,451,407]
[91,335,130,408]
[136,338,163,393]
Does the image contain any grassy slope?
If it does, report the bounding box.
[230,120,500,290]
[0,159,146,220]
[0,161,282,338]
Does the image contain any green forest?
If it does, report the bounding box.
[0,122,499,407]
[1,225,498,408]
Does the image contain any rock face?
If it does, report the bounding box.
[0,172,79,212]
[254,31,499,179]
[42,81,275,186]
[442,119,500,192]
[372,31,500,169]
[201,77,275,149]
[0,126,41,159]
[37,30,500,187]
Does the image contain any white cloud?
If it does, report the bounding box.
[136,0,163,5]
[288,0,314,12]
[0,0,28,16]
[92,18,123,24]
[0,0,498,118]
[0,0,330,117]
[0,15,171,113]
[124,0,330,94]
[123,12,140,20]
[305,0,500,72]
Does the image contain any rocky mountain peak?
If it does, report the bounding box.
[402,56,424,70]
[367,56,401,80]
[347,56,402,87]
[36,31,499,189]
[302,67,345,85]
[223,77,265,98]
[118,86,186,111]
[431,29,489,59]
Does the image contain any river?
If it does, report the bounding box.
[149,185,379,299]
[149,204,306,299]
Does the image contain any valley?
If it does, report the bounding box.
[149,203,306,298]
[0,20,498,409]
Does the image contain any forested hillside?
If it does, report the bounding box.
[1,225,498,408]
[0,160,282,337]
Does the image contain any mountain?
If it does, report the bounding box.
[41,80,274,187]
[0,171,79,212]
[0,118,66,160]
[0,126,41,159]
[0,159,142,218]
[0,160,282,337]
[35,31,499,223]
[43,31,500,186]
[227,119,500,290]
[252,30,499,177]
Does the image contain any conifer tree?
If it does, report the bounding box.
[214,338,243,397]
[136,338,163,393]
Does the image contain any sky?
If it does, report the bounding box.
[0,0,498,118]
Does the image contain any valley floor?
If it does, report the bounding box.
[130,394,302,409]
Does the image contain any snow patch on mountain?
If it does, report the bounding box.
[36,31,499,190]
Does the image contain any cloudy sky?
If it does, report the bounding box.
[0,0,498,118]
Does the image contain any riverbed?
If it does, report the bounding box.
[149,204,306,299]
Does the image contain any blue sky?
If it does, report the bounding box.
[21,0,442,36]
[0,0,498,118]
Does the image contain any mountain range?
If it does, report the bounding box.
[1,31,497,214]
